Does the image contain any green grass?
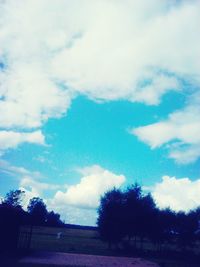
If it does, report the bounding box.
[18,226,176,255]
[18,226,109,256]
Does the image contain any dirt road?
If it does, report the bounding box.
[20,251,159,267]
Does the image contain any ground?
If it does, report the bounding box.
[20,251,159,267]
[1,225,199,267]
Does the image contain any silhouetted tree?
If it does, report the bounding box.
[97,188,125,248]
[0,190,26,251]
[176,209,199,252]
[2,189,25,208]
[137,193,156,249]
[0,189,65,252]
[149,208,176,252]
[97,183,200,257]
[28,197,47,225]
[123,185,157,250]
[123,183,142,247]
[46,211,64,227]
[192,207,200,245]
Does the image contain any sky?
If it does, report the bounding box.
[0,0,200,226]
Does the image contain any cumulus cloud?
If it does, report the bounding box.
[19,176,60,208]
[0,159,63,208]
[132,94,200,163]
[0,66,71,129]
[20,177,60,196]
[0,130,45,154]
[1,161,125,224]
[52,165,125,209]
[46,202,97,226]
[15,164,125,224]
[46,165,125,225]
[0,1,199,115]
[152,175,200,212]
[0,160,53,207]
[0,0,199,158]
[132,75,180,105]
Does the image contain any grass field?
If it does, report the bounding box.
[16,225,200,267]
[18,226,109,255]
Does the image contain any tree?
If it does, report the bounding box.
[27,197,47,225]
[123,183,142,246]
[0,189,65,251]
[96,183,200,257]
[149,208,176,252]
[2,189,25,209]
[0,190,26,251]
[192,207,200,246]
[97,188,125,248]
[175,210,199,252]
[137,193,156,249]
[46,211,64,227]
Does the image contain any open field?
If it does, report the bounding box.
[18,226,109,255]
[16,226,200,267]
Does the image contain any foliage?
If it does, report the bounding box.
[123,183,142,241]
[97,184,200,254]
[2,189,25,209]
[28,197,48,225]
[46,211,64,227]
[0,190,64,251]
[97,188,125,246]
[0,195,27,251]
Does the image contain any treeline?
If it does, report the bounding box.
[0,190,64,251]
[97,184,200,254]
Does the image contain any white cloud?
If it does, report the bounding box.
[169,144,200,164]
[19,185,40,209]
[132,75,180,105]
[0,0,199,158]
[0,130,45,153]
[51,0,199,100]
[0,159,41,178]
[1,160,124,225]
[0,160,53,208]
[52,165,125,209]
[47,165,125,225]
[0,1,199,115]
[152,175,200,212]
[46,202,97,226]
[20,176,60,196]
[19,176,60,208]
[0,160,58,197]
[132,96,200,163]
[12,164,125,225]
[0,66,71,129]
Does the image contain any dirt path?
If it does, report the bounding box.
[20,251,159,267]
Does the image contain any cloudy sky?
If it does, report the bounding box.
[0,0,200,225]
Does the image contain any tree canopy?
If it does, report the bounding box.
[2,189,25,209]
[97,184,200,253]
[0,190,64,252]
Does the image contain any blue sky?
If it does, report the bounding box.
[0,0,200,225]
